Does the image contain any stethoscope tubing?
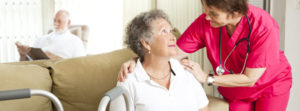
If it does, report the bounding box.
[218,14,252,74]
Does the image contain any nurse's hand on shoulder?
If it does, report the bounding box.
[117,58,136,82]
[181,59,208,83]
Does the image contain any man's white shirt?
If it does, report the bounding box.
[110,58,209,111]
[33,31,86,58]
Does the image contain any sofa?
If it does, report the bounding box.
[0,48,228,111]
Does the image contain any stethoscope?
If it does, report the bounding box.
[216,15,252,75]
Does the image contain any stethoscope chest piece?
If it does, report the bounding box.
[216,65,225,75]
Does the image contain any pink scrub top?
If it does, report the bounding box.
[177,4,292,102]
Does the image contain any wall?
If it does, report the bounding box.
[123,0,153,36]
[55,0,124,54]
[41,0,54,34]
[270,0,286,50]
[284,0,300,110]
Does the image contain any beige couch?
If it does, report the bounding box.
[0,48,228,111]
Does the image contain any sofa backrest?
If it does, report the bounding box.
[7,59,58,68]
[50,48,136,111]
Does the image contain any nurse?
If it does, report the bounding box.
[118,0,292,111]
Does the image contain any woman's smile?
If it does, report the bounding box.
[168,45,176,47]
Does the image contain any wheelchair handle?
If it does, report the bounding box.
[0,88,30,101]
[0,88,64,111]
[98,86,130,111]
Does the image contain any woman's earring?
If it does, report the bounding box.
[148,50,151,54]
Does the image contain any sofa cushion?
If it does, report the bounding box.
[51,48,137,111]
[0,64,53,111]
[208,95,229,111]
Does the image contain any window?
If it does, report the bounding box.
[0,0,44,63]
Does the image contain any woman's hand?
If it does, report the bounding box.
[117,59,137,82]
[181,59,208,83]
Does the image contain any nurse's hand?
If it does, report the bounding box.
[117,58,137,82]
[181,59,208,83]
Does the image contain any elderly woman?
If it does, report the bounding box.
[119,0,292,111]
[110,10,209,111]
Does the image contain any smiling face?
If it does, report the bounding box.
[203,4,233,28]
[146,18,176,58]
[202,0,241,28]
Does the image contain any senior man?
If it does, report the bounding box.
[16,10,86,61]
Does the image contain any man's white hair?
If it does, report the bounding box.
[56,9,71,20]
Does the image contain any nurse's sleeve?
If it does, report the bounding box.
[246,26,280,68]
[109,82,134,111]
[177,14,206,54]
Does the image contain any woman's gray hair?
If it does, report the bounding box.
[125,9,171,60]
